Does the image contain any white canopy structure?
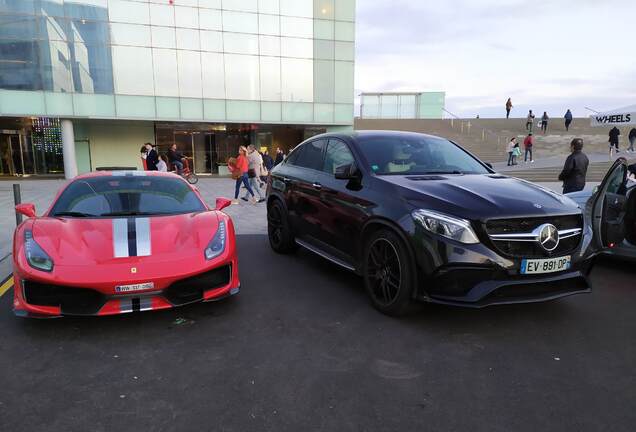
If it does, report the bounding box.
[590,105,636,127]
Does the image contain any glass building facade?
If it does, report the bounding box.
[0,0,355,176]
[360,92,445,120]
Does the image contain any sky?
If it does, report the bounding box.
[354,0,636,118]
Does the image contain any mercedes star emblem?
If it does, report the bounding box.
[537,223,559,252]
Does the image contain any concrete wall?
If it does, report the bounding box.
[75,120,154,171]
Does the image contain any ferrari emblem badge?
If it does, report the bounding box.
[131,267,137,274]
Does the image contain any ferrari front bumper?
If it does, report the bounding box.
[13,264,240,318]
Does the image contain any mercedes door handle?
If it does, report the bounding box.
[312,183,322,190]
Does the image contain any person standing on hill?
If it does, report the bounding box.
[505,98,513,118]
[564,109,573,131]
[608,126,621,158]
[558,138,589,194]
[526,110,535,132]
[627,127,636,153]
[540,112,549,133]
[523,133,534,163]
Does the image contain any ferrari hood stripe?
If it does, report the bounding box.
[113,219,129,258]
[135,217,151,257]
[127,218,137,257]
[113,217,151,258]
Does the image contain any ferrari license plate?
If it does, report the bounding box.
[115,282,154,293]
[520,256,571,275]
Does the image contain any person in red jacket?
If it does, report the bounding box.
[523,133,534,163]
[229,146,256,204]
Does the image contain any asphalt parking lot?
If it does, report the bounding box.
[0,234,634,432]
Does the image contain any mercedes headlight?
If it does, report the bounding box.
[204,220,227,260]
[24,230,54,272]
[412,209,479,244]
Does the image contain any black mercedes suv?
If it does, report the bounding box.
[266,131,595,315]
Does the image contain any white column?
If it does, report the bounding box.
[61,119,77,179]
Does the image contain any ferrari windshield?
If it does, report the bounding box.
[49,175,206,217]
[357,134,490,175]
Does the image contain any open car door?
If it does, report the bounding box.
[590,158,628,251]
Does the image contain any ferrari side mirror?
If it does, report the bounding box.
[16,203,36,218]
[215,197,232,211]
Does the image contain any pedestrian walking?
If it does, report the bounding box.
[564,109,573,131]
[540,112,549,133]
[243,145,266,203]
[229,146,256,204]
[523,133,534,163]
[628,127,636,153]
[145,142,158,171]
[526,110,535,132]
[608,126,621,158]
[505,98,513,118]
[506,137,517,166]
[558,138,589,194]
[274,147,284,166]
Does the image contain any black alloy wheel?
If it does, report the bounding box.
[267,200,297,254]
[363,229,414,316]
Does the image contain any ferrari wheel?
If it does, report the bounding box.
[268,200,297,254]
[363,229,414,316]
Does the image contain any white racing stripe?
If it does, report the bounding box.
[135,217,152,257]
[113,218,129,258]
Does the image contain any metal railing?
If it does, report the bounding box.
[442,109,506,148]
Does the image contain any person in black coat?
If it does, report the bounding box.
[262,150,274,171]
[144,143,159,171]
[558,138,589,194]
[274,147,284,166]
[608,126,621,156]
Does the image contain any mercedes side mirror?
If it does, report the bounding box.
[16,203,36,218]
[485,162,493,169]
[335,163,360,180]
[215,198,232,211]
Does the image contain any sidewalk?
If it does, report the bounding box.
[493,151,628,172]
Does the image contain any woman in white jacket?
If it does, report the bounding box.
[506,137,517,166]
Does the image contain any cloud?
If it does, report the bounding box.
[355,0,636,117]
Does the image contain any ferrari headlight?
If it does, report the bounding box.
[24,230,54,272]
[412,209,479,244]
[204,220,227,260]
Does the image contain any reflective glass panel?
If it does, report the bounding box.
[224,54,260,100]
[149,4,174,27]
[176,28,200,50]
[201,52,225,98]
[108,0,149,25]
[280,0,312,18]
[259,35,280,56]
[281,37,312,58]
[0,40,42,90]
[152,48,179,97]
[177,50,202,98]
[200,30,222,52]
[110,23,151,46]
[281,58,312,102]
[175,6,199,29]
[223,32,258,55]
[222,11,257,33]
[112,45,154,95]
[151,26,176,49]
[280,16,313,38]
[260,56,280,101]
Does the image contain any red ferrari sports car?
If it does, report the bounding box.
[12,171,240,318]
